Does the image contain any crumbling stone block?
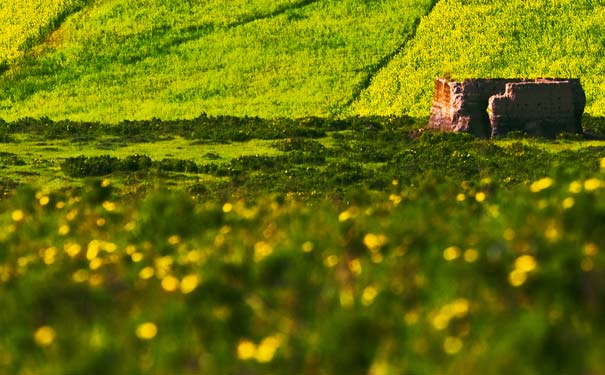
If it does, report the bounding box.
[428,77,586,138]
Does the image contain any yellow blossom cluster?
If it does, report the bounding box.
[237,335,283,363]
[431,298,470,331]
[530,177,554,193]
[363,233,388,263]
[509,255,537,287]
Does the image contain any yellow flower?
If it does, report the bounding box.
[222,203,233,213]
[515,255,537,272]
[161,275,180,292]
[136,322,157,340]
[389,194,402,206]
[431,315,448,331]
[348,259,362,276]
[475,192,486,202]
[463,248,479,263]
[254,241,273,262]
[509,269,528,287]
[237,339,257,360]
[301,241,314,253]
[102,201,116,212]
[72,269,89,283]
[168,235,181,246]
[58,224,70,236]
[139,267,155,280]
[323,255,339,268]
[443,336,463,355]
[568,181,582,194]
[544,224,560,242]
[503,228,515,241]
[584,178,602,191]
[530,177,554,193]
[338,207,359,222]
[584,243,598,256]
[362,286,379,306]
[89,258,103,270]
[562,197,575,209]
[103,242,117,253]
[11,210,24,222]
[363,233,388,252]
[34,326,56,347]
[255,336,281,363]
[39,196,50,206]
[180,274,199,294]
[87,241,100,260]
[64,243,81,258]
[451,298,470,317]
[340,288,354,308]
[443,246,461,261]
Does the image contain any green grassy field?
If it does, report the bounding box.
[3,0,605,374]
[3,0,605,121]
[0,0,435,122]
[353,0,605,117]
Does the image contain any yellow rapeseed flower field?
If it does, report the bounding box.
[0,0,79,62]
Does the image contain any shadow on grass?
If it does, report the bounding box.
[582,114,605,139]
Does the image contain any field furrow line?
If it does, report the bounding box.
[227,0,321,29]
[162,0,321,51]
[337,0,441,115]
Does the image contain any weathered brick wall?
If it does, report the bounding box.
[427,77,585,138]
[489,81,580,138]
[427,78,453,130]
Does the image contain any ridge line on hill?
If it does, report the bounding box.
[228,0,321,29]
[166,0,321,49]
[24,0,93,55]
[335,0,441,116]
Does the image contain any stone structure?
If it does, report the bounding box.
[428,78,586,138]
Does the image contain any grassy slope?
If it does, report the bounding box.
[353,0,605,117]
[0,0,85,63]
[0,0,434,122]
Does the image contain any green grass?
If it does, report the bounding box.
[353,0,605,117]
[0,0,435,122]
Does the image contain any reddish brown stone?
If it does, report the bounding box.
[428,78,585,138]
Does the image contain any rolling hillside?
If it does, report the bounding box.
[354,0,605,117]
[1,0,604,122]
[0,0,435,122]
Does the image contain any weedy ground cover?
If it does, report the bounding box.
[2,116,605,373]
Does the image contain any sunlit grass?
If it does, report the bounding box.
[0,0,434,122]
[354,0,605,117]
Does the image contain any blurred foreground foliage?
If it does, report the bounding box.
[2,115,605,373]
[2,169,605,374]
